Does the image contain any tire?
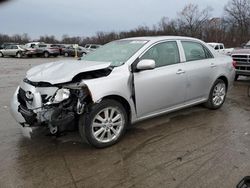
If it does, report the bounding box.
[205,79,227,110]
[64,52,69,57]
[16,51,22,58]
[0,52,3,57]
[234,74,239,81]
[44,51,49,58]
[79,99,128,148]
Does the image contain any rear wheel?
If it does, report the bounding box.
[205,79,227,109]
[0,52,3,57]
[64,52,69,57]
[44,51,49,58]
[79,99,128,148]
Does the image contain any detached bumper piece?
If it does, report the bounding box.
[18,105,37,125]
[17,87,37,126]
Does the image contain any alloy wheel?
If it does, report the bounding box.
[91,107,124,143]
[212,82,226,106]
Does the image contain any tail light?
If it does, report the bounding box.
[232,60,237,68]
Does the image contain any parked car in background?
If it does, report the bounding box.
[207,43,234,56]
[62,46,88,57]
[25,42,43,48]
[33,44,60,58]
[51,44,66,55]
[0,44,26,58]
[232,42,250,80]
[84,44,101,53]
[10,36,235,148]
[0,42,19,49]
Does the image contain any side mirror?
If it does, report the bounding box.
[136,59,156,71]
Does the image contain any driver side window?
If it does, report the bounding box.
[141,41,180,68]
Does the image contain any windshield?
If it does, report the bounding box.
[81,40,148,67]
[208,44,215,48]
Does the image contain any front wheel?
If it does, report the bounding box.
[79,99,128,148]
[16,51,22,58]
[205,79,227,109]
[0,52,3,57]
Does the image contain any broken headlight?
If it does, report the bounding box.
[52,88,70,103]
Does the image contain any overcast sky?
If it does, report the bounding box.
[0,0,229,39]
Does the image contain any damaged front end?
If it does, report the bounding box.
[11,78,92,136]
[10,60,114,137]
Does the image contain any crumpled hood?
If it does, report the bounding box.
[26,60,111,84]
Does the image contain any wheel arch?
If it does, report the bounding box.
[217,75,228,90]
[101,95,132,125]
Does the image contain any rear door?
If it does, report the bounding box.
[180,41,216,102]
[10,45,18,56]
[133,41,187,118]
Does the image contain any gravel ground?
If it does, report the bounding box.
[0,57,250,188]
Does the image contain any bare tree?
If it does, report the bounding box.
[177,4,213,38]
[224,0,250,44]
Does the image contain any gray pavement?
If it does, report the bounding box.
[0,57,250,188]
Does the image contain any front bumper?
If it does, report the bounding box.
[10,81,57,126]
[236,70,250,76]
[10,87,26,124]
[10,87,41,138]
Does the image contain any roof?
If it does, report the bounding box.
[121,36,203,43]
[207,42,223,46]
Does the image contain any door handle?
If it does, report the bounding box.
[176,69,185,75]
[210,63,217,68]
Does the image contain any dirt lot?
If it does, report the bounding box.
[0,57,250,188]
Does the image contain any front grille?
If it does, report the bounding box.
[232,55,250,64]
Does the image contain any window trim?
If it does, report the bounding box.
[138,40,181,69]
[181,40,214,63]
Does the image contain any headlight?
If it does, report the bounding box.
[52,88,70,103]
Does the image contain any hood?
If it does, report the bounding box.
[26,60,111,84]
[232,48,250,55]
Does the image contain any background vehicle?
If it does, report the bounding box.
[62,46,87,57]
[84,44,101,53]
[232,43,250,80]
[52,44,66,55]
[0,44,26,58]
[33,44,60,58]
[25,42,43,48]
[0,42,19,49]
[10,36,235,148]
[207,42,234,55]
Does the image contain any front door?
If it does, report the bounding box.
[133,41,187,118]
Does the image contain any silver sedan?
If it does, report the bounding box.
[0,44,26,58]
[10,36,235,148]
